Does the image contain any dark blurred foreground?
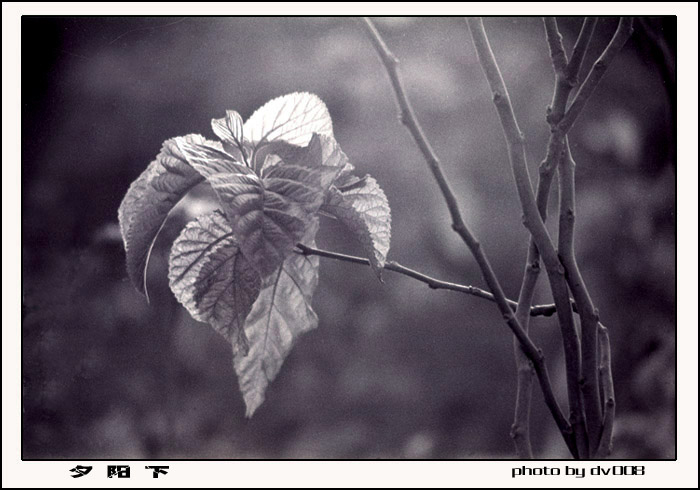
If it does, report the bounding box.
[22,17,675,459]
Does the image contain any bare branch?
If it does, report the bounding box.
[467,16,586,458]
[360,17,575,454]
[513,17,596,458]
[558,17,634,134]
[509,16,594,457]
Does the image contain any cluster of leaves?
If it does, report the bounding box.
[118,93,391,416]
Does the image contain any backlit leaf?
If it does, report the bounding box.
[234,221,320,417]
[260,133,348,185]
[178,135,338,279]
[211,110,248,162]
[322,176,391,277]
[118,134,207,298]
[175,137,252,176]
[244,92,333,151]
[168,210,261,354]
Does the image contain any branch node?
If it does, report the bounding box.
[526,260,540,273]
[565,73,580,88]
[510,424,525,440]
[556,262,566,275]
[535,348,545,363]
[545,111,556,125]
[521,214,529,228]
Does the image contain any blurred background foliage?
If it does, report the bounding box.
[22,16,675,459]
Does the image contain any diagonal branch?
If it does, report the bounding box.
[467,17,586,459]
[359,17,575,455]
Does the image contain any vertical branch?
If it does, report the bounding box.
[543,18,568,76]
[467,17,587,459]
[595,324,615,457]
[558,140,604,452]
[359,17,577,456]
[511,280,536,458]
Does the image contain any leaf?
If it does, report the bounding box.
[234,221,320,417]
[175,137,252,176]
[178,135,338,279]
[168,210,261,354]
[322,176,392,277]
[244,92,333,150]
[211,110,249,162]
[260,133,348,182]
[227,167,323,278]
[118,134,207,298]
[211,110,244,147]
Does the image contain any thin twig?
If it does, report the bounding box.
[595,324,615,458]
[295,243,578,318]
[558,17,634,134]
[360,17,575,456]
[467,17,585,459]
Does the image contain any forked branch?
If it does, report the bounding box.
[558,18,634,134]
[467,17,586,458]
[359,17,576,455]
[511,17,597,458]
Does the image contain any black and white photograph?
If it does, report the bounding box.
[5,3,698,488]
